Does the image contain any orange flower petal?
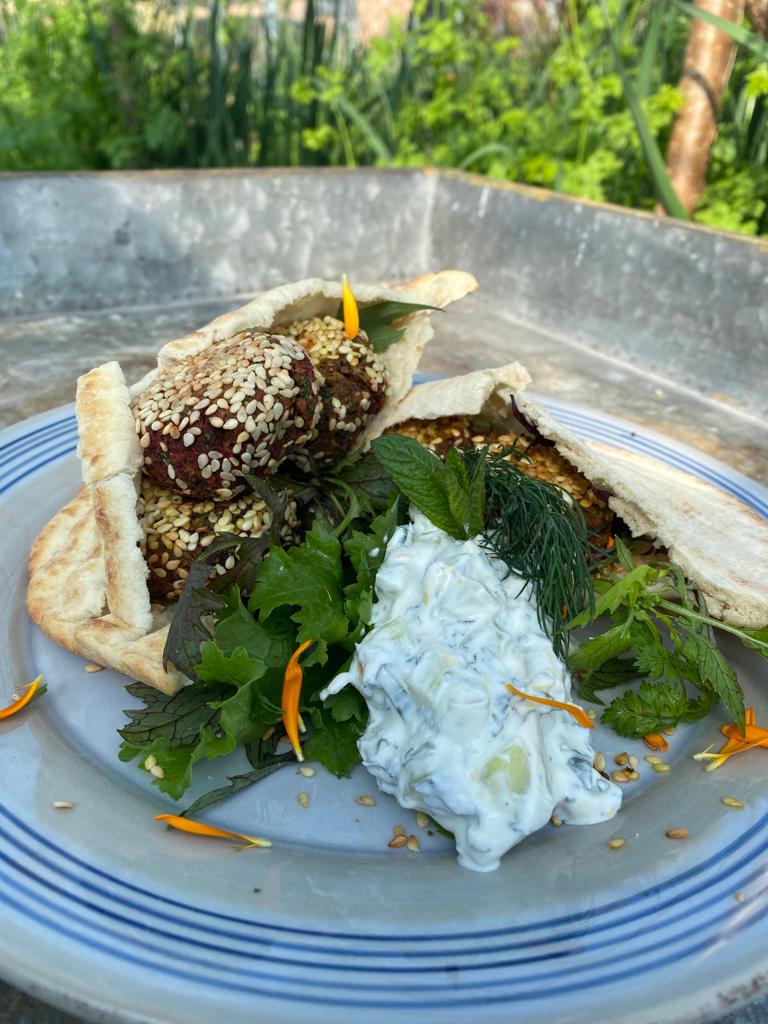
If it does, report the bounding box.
[506,683,594,729]
[695,707,768,772]
[643,733,669,751]
[0,675,44,720]
[342,275,359,340]
[282,640,315,762]
[156,814,271,849]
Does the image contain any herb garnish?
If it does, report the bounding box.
[372,436,593,660]
[567,537,768,737]
[335,299,441,353]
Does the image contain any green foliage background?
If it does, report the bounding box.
[0,0,765,236]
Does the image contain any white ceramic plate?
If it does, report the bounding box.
[2,400,768,1024]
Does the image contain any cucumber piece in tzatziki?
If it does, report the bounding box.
[321,511,621,872]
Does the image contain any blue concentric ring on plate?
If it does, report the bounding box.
[2,404,768,1012]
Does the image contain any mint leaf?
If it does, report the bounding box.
[355,299,440,353]
[372,435,461,536]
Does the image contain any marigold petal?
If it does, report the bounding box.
[282,640,315,761]
[643,733,669,751]
[342,274,359,340]
[0,676,44,720]
[156,814,271,848]
[506,683,594,729]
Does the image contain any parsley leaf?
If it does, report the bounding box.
[303,710,364,777]
[602,681,715,738]
[249,519,349,644]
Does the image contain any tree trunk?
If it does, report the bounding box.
[745,0,768,36]
[662,0,745,215]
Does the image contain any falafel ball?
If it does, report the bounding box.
[137,478,300,602]
[133,331,322,500]
[286,315,387,467]
[389,416,614,537]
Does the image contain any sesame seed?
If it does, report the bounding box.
[607,838,626,849]
[183,432,195,447]
[298,792,310,808]
[722,796,746,809]
[356,795,376,807]
[144,755,157,770]
[406,836,420,852]
[652,763,672,773]
[393,825,406,837]
[298,766,315,778]
[416,811,430,828]
[551,815,563,827]
[150,765,165,779]
[84,663,103,673]
[52,801,75,810]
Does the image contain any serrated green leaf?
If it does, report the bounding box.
[196,643,266,688]
[303,713,363,777]
[568,563,652,627]
[181,758,293,819]
[355,299,440,353]
[682,631,745,728]
[568,623,634,676]
[577,656,639,703]
[371,435,462,537]
[601,680,711,738]
[323,687,367,724]
[118,680,231,748]
[249,519,349,643]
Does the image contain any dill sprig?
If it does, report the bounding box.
[462,446,595,660]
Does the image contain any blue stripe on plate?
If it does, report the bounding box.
[2,866,766,1010]
[2,406,767,1011]
[4,798,768,945]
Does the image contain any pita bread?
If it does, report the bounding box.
[27,272,478,693]
[384,365,768,630]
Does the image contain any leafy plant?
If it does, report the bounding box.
[0,0,764,236]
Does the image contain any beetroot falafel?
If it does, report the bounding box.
[133,331,322,500]
[286,315,387,466]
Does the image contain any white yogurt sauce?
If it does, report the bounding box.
[322,511,621,871]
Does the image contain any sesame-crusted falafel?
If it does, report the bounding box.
[389,416,614,537]
[287,315,387,466]
[137,478,300,602]
[133,331,322,500]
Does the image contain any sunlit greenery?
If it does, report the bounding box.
[0,0,765,235]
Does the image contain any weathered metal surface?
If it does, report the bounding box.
[1,167,767,1023]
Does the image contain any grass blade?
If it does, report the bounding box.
[637,0,665,99]
[676,1,768,61]
[603,2,690,219]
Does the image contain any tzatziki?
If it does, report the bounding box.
[321,511,621,872]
